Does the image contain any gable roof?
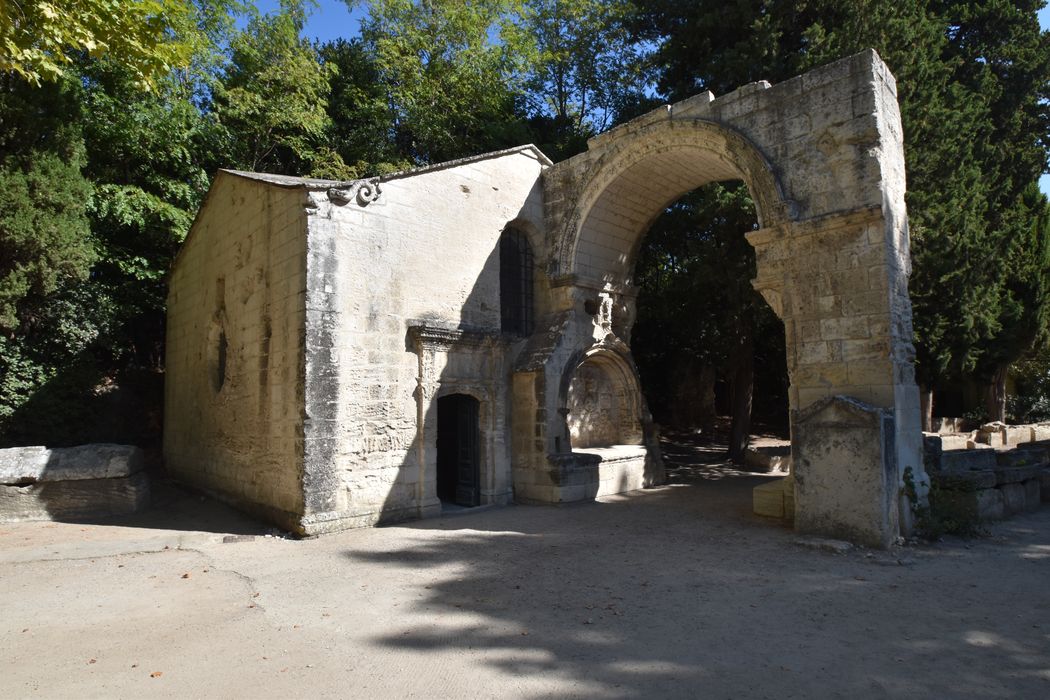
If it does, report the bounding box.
[220,143,552,190]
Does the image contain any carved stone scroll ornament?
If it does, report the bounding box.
[327,178,382,207]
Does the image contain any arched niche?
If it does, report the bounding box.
[564,346,645,450]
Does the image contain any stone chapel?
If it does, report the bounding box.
[165,50,925,547]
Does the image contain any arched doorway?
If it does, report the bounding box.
[437,394,481,507]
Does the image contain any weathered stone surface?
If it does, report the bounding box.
[977,488,1005,522]
[0,444,144,484]
[1004,426,1032,446]
[934,470,996,490]
[976,423,1007,448]
[1042,469,1050,503]
[753,479,788,518]
[1002,483,1027,516]
[994,465,1042,485]
[0,471,149,522]
[1024,479,1041,512]
[995,449,1047,469]
[1031,424,1050,442]
[939,449,997,472]
[745,445,792,473]
[792,396,898,548]
[165,51,923,546]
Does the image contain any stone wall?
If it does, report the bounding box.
[164,174,308,528]
[296,147,548,533]
[522,49,923,546]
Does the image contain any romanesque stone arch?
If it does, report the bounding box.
[514,49,924,547]
[550,117,793,285]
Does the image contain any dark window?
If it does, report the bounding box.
[500,228,534,335]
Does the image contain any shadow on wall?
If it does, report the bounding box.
[377,220,521,520]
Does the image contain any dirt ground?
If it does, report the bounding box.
[2,438,1049,699]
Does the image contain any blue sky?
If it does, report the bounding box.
[263,1,1050,194]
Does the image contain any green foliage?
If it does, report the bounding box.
[632,0,1050,403]
[215,1,347,176]
[320,38,412,175]
[0,75,95,333]
[355,0,530,163]
[632,183,787,427]
[1007,347,1050,423]
[503,0,644,158]
[0,0,202,88]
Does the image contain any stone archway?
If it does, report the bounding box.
[514,50,924,547]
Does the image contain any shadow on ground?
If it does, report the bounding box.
[340,448,1050,698]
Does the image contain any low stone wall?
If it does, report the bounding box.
[0,444,149,522]
[923,436,1048,523]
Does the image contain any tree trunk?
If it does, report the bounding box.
[919,385,934,432]
[727,333,754,463]
[984,365,1008,423]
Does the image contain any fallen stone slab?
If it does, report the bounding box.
[0,444,149,522]
[0,444,144,484]
[744,445,791,473]
[1,472,149,522]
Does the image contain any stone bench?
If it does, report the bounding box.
[0,444,150,522]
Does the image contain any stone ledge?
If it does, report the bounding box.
[0,471,149,522]
[0,444,145,484]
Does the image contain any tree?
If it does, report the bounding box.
[632,183,786,458]
[503,0,644,159]
[321,38,410,176]
[976,185,1050,421]
[630,0,1050,428]
[214,1,348,176]
[0,74,94,333]
[0,0,200,87]
[355,0,529,164]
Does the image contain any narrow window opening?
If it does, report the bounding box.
[500,228,534,336]
[215,329,228,392]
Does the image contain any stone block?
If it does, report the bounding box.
[744,445,792,473]
[792,396,897,548]
[0,471,150,522]
[939,435,970,451]
[976,488,1004,522]
[994,449,1043,469]
[0,444,144,484]
[922,433,943,472]
[1031,424,1050,442]
[994,465,1042,485]
[1024,479,1041,513]
[935,469,996,490]
[1004,426,1032,446]
[1002,483,1026,516]
[976,422,1006,448]
[939,449,996,472]
[753,479,786,518]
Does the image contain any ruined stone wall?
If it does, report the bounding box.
[297,149,548,533]
[525,50,923,546]
[164,175,308,528]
